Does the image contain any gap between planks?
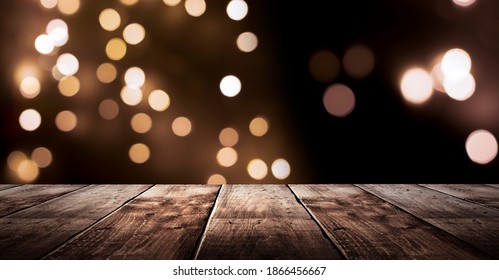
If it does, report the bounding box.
[41,184,154,259]
[193,184,224,260]
[286,184,346,259]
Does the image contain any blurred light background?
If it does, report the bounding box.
[1,0,498,183]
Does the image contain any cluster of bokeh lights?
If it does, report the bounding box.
[6,0,496,182]
[309,44,375,118]
[400,44,497,164]
[7,0,291,183]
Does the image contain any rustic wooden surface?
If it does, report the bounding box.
[0,184,87,218]
[290,184,488,259]
[195,185,342,259]
[420,184,499,209]
[0,185,20,192]
[0,184,151,259]
[0,184,498,259]
[358,184,499,258]
[46,185,220,259]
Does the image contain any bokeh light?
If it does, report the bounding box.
[106,38,127,61]
[123,23,145,45]
[309,50,340,83]
[236,32,258,53]
[58,75,80,97]
[453,0,476,7]
[55,110,78,132]
[20,76,41,99]
[120,86,143,106]
[163,0,181,7]
[185,0,206,17]
[323,83,356,117]
[247,159,267,180]
[31,147,53,168]
[131,113,152,134]
[172,117,192,137]
[219,75,241,97]
[219,127,239,147]
[19,109,42,131]
[56,53,79,76]
[99,9,121,32]
[443,73,475,101]
[7,151,27,172]
[46,19,69,47]
[343,45,375,79]
[120,0,139,6]
[57,0,80,15]
[98,99,120,120]
[124,67,146,89]
[34,34,55,54]
[207,174,226,184]
[400,68,433,104]
[466,130,497,165]
[148,90,170,112]
[216,147,238,167]
[41,0,58,9]
[249,117,268,137]
[271,159,291,180]
[96,63,117,84]
[129,143,150,164]
[441,48,472,82]
[226,0,248,21]
[17,159,39,182]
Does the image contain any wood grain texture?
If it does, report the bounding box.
[0,185,87,218]
[420,184,499,209]
[290,184,488,259]
[45,185,220,260]
[0,185,20,192]
[358,184,499,258]
[195,184,343,260]
[0,184,151,259]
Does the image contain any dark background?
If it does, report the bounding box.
[1,0,499,183]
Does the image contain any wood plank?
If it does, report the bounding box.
[195,184,343,259]
[0,184,151,259]
[357,184,499,258]
[290,184,489,259]
[0,185,20,192]
[420,184,499,209]
[0,184,87,218]
[45,185,220,260]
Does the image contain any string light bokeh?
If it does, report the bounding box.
[1,0,499,183]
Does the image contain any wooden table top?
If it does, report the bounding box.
[0,184,498,260]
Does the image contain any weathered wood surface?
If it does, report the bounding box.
[420,184,499,209]
[45,185,220,260]
[195,185,343,259]
[358,184,499,258]
[1,184,498,260]
[0,185,20,192]
[0,184,87,218]
[0,184,151,259]
[290,184,488,259]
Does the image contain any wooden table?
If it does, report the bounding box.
[0,184,498,260]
